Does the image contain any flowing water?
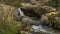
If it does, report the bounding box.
[30,20,60,34]
[31,24,55,34]
[17,8,60,34]
[17,8,25,16]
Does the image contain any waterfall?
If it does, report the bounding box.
[17,8,25,17]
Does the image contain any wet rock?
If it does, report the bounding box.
[21,16,34,23]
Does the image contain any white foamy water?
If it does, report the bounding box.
[31,25,47,32]
[17,8,25,16]
[31,25,55,34]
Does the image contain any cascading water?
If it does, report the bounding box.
[17,7,60,34]
[17,8,25,17]
[30,24,55,34]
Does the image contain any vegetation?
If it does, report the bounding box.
[0,4,21,34]
[0,0,60,34]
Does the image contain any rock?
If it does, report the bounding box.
[40,6,56,12]
[31,0,49,5]
[20,31,31,34]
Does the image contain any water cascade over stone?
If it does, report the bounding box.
[16,7,60,34]
[17,8,25,17]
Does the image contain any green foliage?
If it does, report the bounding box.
[0,19,20,34]
[0,21,17,34]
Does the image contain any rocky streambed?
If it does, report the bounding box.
[16,7,60,34]
[30,21,60,34]
[20,17,60,34]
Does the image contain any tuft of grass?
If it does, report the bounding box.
[0,4,21,34]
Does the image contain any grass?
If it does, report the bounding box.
[0,4,21,34]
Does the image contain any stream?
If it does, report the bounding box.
[30,22,60,34]
[17,8,60,34]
